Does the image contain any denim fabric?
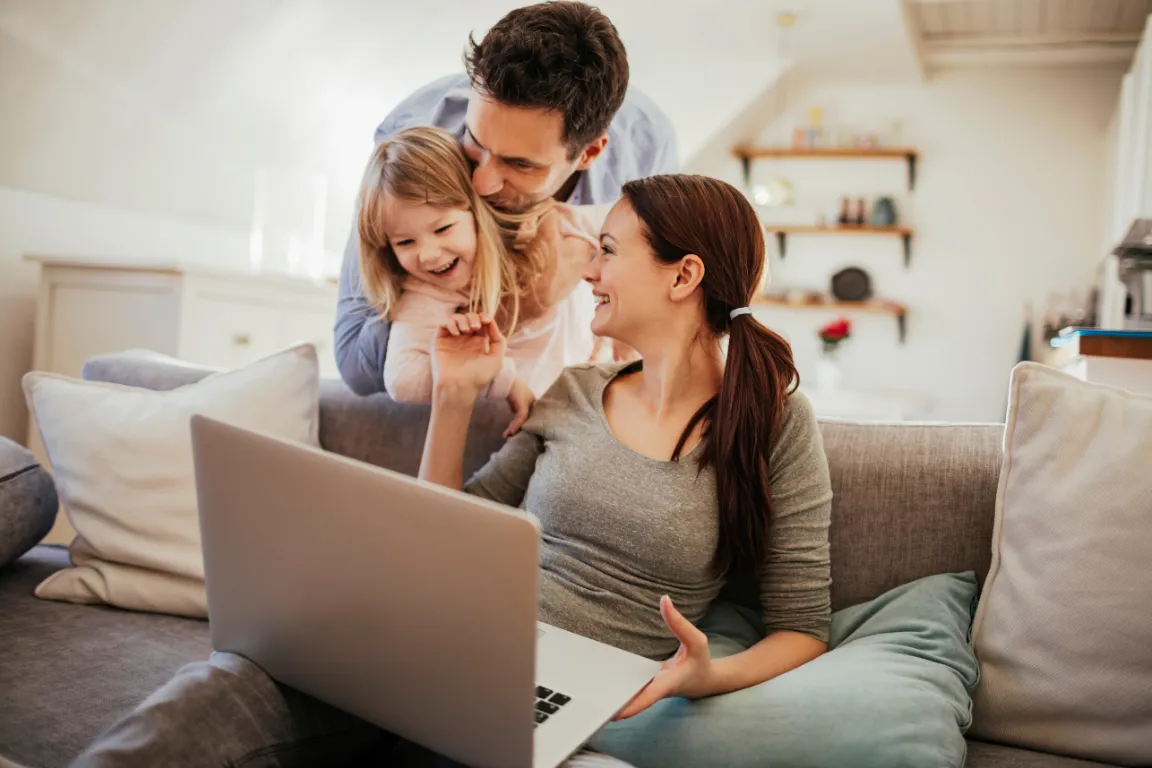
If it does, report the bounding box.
[71,652,633,768]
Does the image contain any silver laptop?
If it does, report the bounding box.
[190,414,660,768]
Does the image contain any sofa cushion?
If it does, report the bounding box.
[22,345,321,618]
[969,363,1152,766]
[0,545,211,768]
[964,741,1118,768]
[81,350,515,483]
[0,439,56,570]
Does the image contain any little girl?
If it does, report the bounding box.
[357,126,600,434]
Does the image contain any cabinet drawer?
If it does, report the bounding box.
[192,297,283,370]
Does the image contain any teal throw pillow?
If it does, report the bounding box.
[590,572,980,768]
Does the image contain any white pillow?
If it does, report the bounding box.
[969,362,1152,765]
[22,344,320,618]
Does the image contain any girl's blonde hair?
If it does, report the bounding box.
[357,126,550,336]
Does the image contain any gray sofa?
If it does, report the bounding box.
[0,353,1118,768]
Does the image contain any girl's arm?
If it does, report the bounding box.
[384,292,452,403]
[521,206,599,322]
[386,291,517,403]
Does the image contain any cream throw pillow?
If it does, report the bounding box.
[22,344,320,618]
[969,362,1152,765]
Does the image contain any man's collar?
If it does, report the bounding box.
[556,169,586,204]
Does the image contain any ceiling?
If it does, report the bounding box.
[904,0,1152,68]
[0,0,1144,255]
[0,0,798,251]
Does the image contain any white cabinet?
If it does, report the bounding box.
[1140,17,1152,220]
[27,256,340,381]
[25,256,341,544]
[1115,15,1152,225]
[1099,14,1152,330]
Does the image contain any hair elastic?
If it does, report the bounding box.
[729,307,753,320]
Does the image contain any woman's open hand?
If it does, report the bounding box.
[431,312,507,397]
[614,596,714,720]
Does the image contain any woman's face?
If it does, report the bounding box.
[584,199,681,345]
[383,194,477,293]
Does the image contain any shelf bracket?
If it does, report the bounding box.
[897,312,907,344]
[907,155,917,191]
[902,233,912,268]
[775,231,787,259]
[740,155,751,188]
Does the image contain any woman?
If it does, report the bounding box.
[72,175,832,767]
[421,173,831,703]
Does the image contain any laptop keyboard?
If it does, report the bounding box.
[535,686,573,727]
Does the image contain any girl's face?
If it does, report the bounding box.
[383,194,478,293]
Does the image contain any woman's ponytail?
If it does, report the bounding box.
[709,311,797,577]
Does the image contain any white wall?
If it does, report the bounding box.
[0,187,255,443]
[0,0,787,256]
[701,66,1124,423]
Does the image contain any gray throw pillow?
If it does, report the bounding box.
[0,438,57,568]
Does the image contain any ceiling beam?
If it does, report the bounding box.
[927,41,1139,68]
[898,0,931,81]
[926,31,1144,48]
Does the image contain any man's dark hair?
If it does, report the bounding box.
[464,1,629,158]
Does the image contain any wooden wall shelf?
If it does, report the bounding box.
[754,296,908,343]
[764,225,914,266]
[734,145,919,190]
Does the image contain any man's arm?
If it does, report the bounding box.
[334,223,391,396]
[333,74,471,396]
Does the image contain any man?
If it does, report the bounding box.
[335,0,678,396]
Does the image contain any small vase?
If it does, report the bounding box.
[815,352,842,393]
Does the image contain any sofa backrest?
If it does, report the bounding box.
[81,351,1003,611]
[819,421,1000,609]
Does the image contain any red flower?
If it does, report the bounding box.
[818,317,851,343]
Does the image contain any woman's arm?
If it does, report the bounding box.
[417,314,506,489]
[617,596,825,718]
[694,630,826,697]
[707,391,832,693]
[418,382,482,491]
[418,313,545,499]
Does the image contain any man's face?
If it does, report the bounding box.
[462,90,595,212]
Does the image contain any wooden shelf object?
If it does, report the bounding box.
[734,146,919,191]
[753,295,908,343]
[1049,328,1152,361]
[764,225,914,266]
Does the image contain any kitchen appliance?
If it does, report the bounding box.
[1113,219,1152,330]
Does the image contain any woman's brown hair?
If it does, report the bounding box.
[621,174,799,579]
[356,126,549,335]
